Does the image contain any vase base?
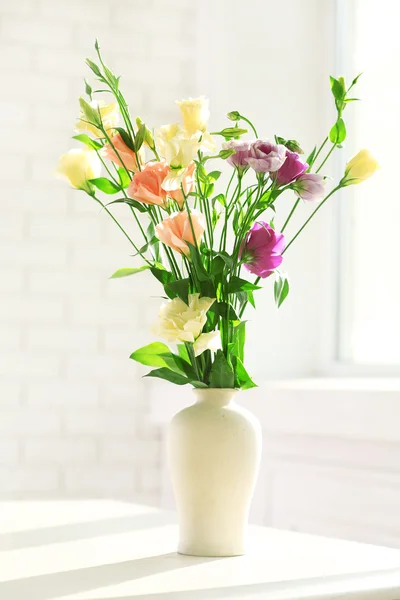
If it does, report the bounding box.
[178,546,245,558]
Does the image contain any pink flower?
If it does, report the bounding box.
[241,222,285,278]
[156,210,205,256]
[246,140,287,173]
[128,161,170,208]
[103,132,143,172]
[273,150,308,185]
[167,162,196,208]
[222,140,253,171]
[293,173,326,201]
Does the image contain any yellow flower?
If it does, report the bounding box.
[56,148,101,193]
[75,100,119,138]
[152,294,215,343]
[343,149,380,185]
[176,96,210,135]
[156,123,202,168]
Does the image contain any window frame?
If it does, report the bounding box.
[322,0,400,377]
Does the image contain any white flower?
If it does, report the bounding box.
[193,330,221,357]
[56,148,101,193]
[176,96,210,135]
[152,294,215,343]
[156,123,202,168]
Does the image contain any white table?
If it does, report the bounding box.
[1,501,400,599]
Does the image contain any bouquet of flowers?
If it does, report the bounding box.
[57,41,378,391]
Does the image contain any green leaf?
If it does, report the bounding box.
[209,350,235,388]
[305,145,317,166]
[84,78,92,99]
[144,367,204,387]
[231,321,246,363]
[177,344,190,364]
[274,272,290,308]
[247,289,256,308]
[150,266,174,285]
[110,265,150,279]
[106,197,147,213]
[85,58,102,78]
[164,278,190,304]
[135,124,146,153]
[350,72,363,87]
[329,118,346,144]
[79,97,101,128]
[117,167,130,189]
[208,171,221,182]
[234,357,257,390]
[130,343,196,378]
[210,302,239,322]
[227,276,261,294]
[130,342,171,368]
[72,134,102,151]
[114,127,135,151]
[187,243,210,282]
[212,193,226,207]
[89,177,120,194]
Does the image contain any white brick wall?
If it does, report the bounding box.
[0,0,199,502]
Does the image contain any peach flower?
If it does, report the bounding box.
[128,161,171,208]
[155,210,205,256]
[166,162,196,208]
[103,133,144,173]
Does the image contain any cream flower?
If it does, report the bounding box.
[76,100,119,138]
[56,148,101,193]
[343,149,380,185]
[193,330,221,357]
[176,97,210,135]
[152,294,215,344]
[156,123,202,168]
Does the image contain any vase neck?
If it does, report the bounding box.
[193,388,238,407]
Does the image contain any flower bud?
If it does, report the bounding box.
[136,116,155,148]
[227,111,240,121]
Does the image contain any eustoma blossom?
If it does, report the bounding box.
[128,161,170,208]
[56,43,379,390]
[155,210,205,256]
[241,222,285,278]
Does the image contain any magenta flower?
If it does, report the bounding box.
[241,222,285,278]
[293,173,326,201]
[223,140,253,171]
[273,150,308,185]
[246,140,286,173]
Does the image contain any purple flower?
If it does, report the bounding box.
[241,222,285,278]
[246,139,287,173]
[293,173,326,201]
[273,150,308,185]
[223,140,253,171]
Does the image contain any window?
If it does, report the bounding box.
[337,0,400,366]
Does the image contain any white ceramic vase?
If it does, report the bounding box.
[167,388,262,557]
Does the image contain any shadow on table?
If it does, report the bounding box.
[0,511,177,551]
[0,553,223,600]
[88,567,400,600]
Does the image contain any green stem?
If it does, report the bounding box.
[239,115,258,137]
[283,185,341,254]
[93,195,152,266]
[281,198,300,232]
[316,143,337,173]
[310,136,328,169]
[186,343,202,382]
